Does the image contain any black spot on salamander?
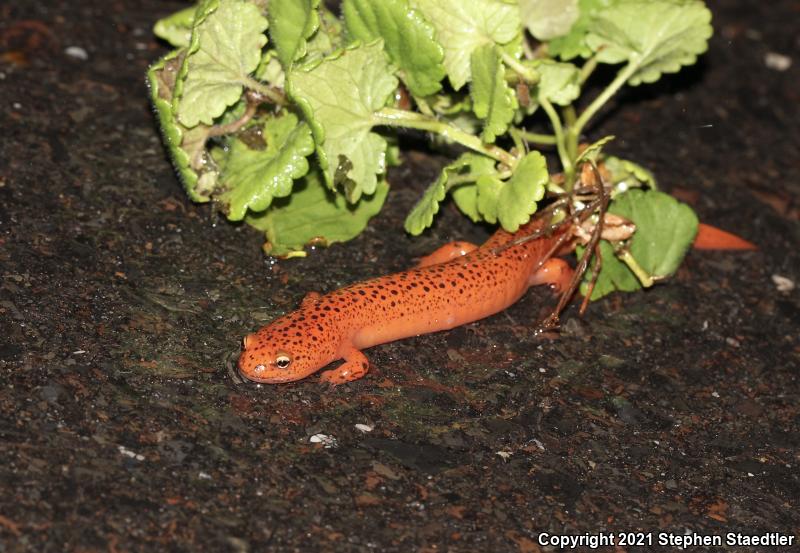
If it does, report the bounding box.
[361,362,368,369]
[423,286,430,292]
[390,289,398,295]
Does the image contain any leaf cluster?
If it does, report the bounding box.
[148,0,710,296]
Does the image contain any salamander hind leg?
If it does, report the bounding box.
[320,347,370,385]
[529,258,573,294]
[415,241,478,268]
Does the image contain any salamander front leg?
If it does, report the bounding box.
[415,241,478,268]
[320,347,370,385]
[529,258,573,294]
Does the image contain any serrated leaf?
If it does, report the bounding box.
[410,0,520,90]
[585,0,713,85]
[404,153,496,235]
[219,113,314,220]
[153,6,197,48]
[547,0,616,60]
[148,49,215,202]
[287,41,398,202]
[520,0,580,41]
[246,169,389,256]
[176,0,268,127]
[476,151,549,232]
[470,45,517,143]
[268,0,319,69]
[344,0,445,97]
[532,59,581,105]
[299,7,345,68]
[581,189,699,299]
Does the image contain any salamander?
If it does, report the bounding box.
[238,218,573,384]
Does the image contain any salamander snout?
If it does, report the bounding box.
[237,325,327,383]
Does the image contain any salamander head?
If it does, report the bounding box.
[237,316,333,383]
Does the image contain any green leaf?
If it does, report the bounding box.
[343,0,445,97]
[547,0,615,60]
[148,49,215,202]
[532,59,581,105]
[404,153,496,235]
[519,0,580,41]
[576,134,615,164]
[477,151,549,232]
[410,0,521,90]
[176,0,269,127]
[268,0,320,69]
[219,113,315,220]
[153,6,197,48]
[299,7,345,68]
[581,189,699,299]
[246,170,389,256]
[287,41,398,202]
[470,45,517,143]
[585,0,713,85]
[254,51,285,87]
[451,185,481,222]
[579,240,641,299]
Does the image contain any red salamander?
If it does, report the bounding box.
[238,219,573,384]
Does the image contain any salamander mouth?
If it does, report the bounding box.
[238,371,298,384]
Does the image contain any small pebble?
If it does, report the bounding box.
[309,433,337,448]
[65,46,89,61]
[354,423,373,433]
[496,450,512,461]
[764,52,791,71]
[771,274,795,293]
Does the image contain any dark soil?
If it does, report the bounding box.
[1,1,798,552]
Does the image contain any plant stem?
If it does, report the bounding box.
[500,51,539,84]
[569,60,638,149]
[516,129,558,145]
[617,248,654,287]
[539,97,573,183]
[579,53,600,85]
[242,76,287,106]
[373,107,515,166]
[509,127,525,154]
[208,98,258,137]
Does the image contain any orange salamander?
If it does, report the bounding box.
[237,219,755,385]
[238,218,574,384]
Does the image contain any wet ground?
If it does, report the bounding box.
[1,1,798,552]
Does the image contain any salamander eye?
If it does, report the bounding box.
[275,354,291,369]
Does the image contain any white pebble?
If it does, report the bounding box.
[496,450,512,461]
[771,274,795,293]
[764,52,791,71]
[309,433,337,448]
[354,423,374,433]
[65,46,89,61]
